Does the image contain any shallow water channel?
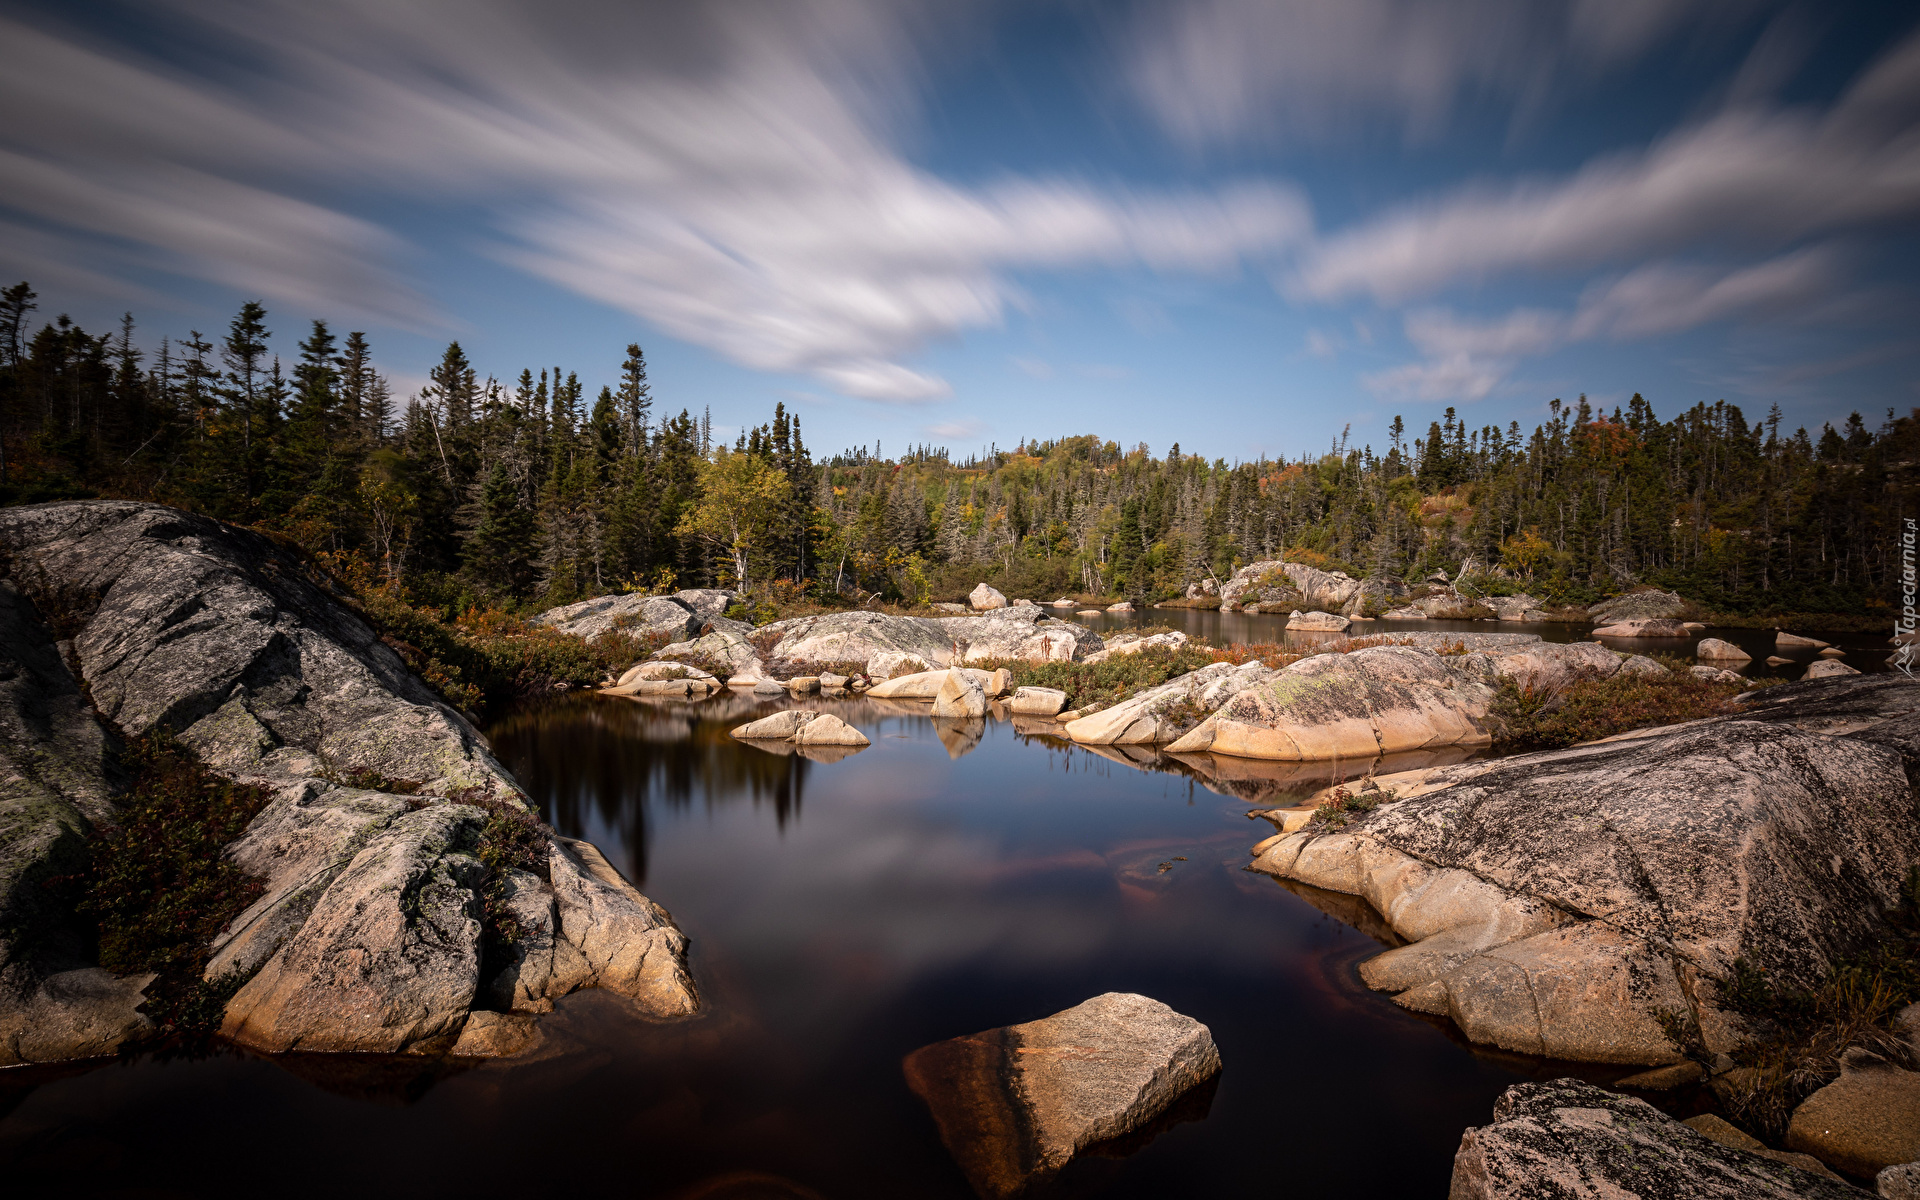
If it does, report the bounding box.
[0,609,1883,1198]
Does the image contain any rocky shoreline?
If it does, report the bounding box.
[0,501,695,1067]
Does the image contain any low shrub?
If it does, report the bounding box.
[972,644,1217,711]
[73,731,272,1043]
[348,589,652,714]
[1492,671,1742,750]
[1704,870,1920,1140]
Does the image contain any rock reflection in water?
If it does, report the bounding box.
[933,717,986,759]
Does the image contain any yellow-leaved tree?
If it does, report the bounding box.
[675,448,792,589]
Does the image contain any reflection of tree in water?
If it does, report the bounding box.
[486,694,808,888]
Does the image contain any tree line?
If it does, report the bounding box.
[0,281,1908,618]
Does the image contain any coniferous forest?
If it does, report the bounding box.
[0,282,1909,621]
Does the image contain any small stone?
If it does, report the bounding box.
[785,676,820,693]
[1106,601,1133,612]
[969,583,1008,611]
[752,679,785,695]
[818,672,849,689]
[1076,610,1101,617]
[1818,647,1845,659]
[1766,656,1793,666]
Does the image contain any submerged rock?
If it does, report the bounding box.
[903,993,1220,1200]
[1451,1079,1861,1199]
[1778,631,1831,648]
[1592,618,1691,637]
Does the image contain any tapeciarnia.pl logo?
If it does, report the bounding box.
[1897,516,1918,678]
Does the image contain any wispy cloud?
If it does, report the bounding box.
[1124,0,1767,148]
[0,0,1313,401]
[1377,246,1850,401]
[1293,30,1920,304]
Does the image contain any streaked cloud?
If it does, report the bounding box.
[0,0,1314,401]
[1125,0,1770,148]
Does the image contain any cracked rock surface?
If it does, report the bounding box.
[1451,1079,1864,1198]
[0,501,698,1062]
[1250,675,1920,1065]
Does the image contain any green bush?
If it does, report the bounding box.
[1492,671,1740,750]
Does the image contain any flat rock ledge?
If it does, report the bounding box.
[1249,675,1920,1066]
[1451,1079,1864,1198]
[903,993,1220,1200]
[0,501,698,1065]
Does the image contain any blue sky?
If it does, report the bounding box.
[3,0,1917,463]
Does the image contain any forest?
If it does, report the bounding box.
[0,281,1908,623]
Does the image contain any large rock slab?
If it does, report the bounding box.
[220,804,489,1053]
[1451,1078,1863,1198]
[1065,662,1275,746]
[0,579,134,1064]
[531,592,704,641]
[1250,691,1920,1064]
[653,627,762,675]
[759,610,960,672]
[0,501,518,799]
[0,501,698,1061]
[1218,559,1389,615]
[903,993,1220,1200]
[1589,590,1687,623]
[1168,645,1495,760]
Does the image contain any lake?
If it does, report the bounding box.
[0,608,1874,1198]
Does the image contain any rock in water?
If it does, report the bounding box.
[1451,1079,1862,1198]
[1592,618,1690,637]
[903,993,1220,1200]
[1697,637,1753,661]
[1778,631,1831,648]
[792,714,869,747]
[1285,610,1351,632]
[1009,686,1068,716]
[1805,659,1861,678]
[970,583,1007,611]
[932,668,988,718]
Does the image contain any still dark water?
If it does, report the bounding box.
[0,609,1878,1199]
